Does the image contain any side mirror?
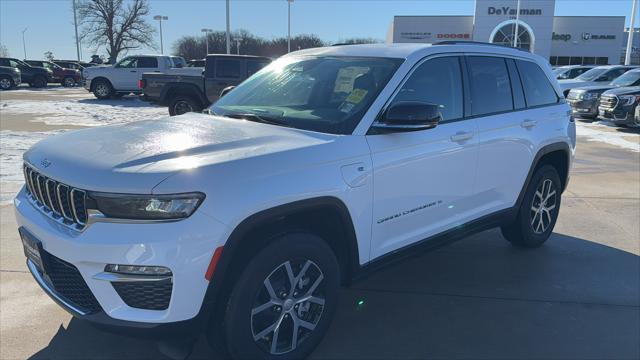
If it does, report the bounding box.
[373,101,442,132]
[220,85,235,98]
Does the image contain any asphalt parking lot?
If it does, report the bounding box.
[1,86,639,359]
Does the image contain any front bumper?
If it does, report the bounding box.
[598,105,637,125]
[14,186,229,327]
[568,99,598,117]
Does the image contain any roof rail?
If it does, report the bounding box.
[433,40,529,52]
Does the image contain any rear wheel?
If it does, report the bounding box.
[220,233,339,360]
[32,76,46,88]
[92,79,113,99]
[63,76,76,87]
[501,165,562,248]
[0,76,13,90]
[168,95,202,116]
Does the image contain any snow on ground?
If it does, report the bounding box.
[0,130,66,204]
[575,120,639,153]
[0,97,168,127]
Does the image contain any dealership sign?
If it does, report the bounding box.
[400,32,470,41]
[552,32,571,41]
[487,7,542,16]
[582,33,616,40]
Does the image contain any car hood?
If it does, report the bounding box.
[602,86,640,96]
[572,85,616,93]
[559,79,595,90]
[24,113,338,194]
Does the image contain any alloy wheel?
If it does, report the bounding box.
[95,83,110,97]
[530,178,557,234]
[64,77,75,87]
[251,259,325,355]
[0,78,11,90]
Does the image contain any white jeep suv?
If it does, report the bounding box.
[15,42,575,359]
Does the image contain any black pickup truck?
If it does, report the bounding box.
[140,54,271,116]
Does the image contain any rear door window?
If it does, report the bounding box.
[516,60,559,107]
[216,59,241,78]
[247,60,269,77]
[467,56,513,116]
[137,57,158,68]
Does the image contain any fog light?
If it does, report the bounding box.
[105,264,172,276]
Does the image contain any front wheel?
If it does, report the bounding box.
[501,165,562,248]
[92,79,113,99]
[0,76,13,90]
[168,96,202,116]
[221,233,339,359]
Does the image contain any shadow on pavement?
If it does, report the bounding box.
[28,229,640,359]
[76,96,152,108]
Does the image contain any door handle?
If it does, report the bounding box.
[521,119,537,128]
[130,70,137,73]
[450,131,473,142]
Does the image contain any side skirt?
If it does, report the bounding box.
[351,207,517,282]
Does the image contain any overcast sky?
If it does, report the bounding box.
[0,0,636,60]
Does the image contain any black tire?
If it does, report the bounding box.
[62,76,76,87]
[501,164,562,248]
[32,76,47,88]
[92,79,113,99]
[220,233,339,360]
[168,95,202,116]
[0,76,13,90]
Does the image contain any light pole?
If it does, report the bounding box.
[201,28,213,55]
[625,0,638,65]
[153,15,168,54]
[73,0,81,61]
[287,0,294,53]
[233,37,242,55]
[21,27,28,59]
[225,0,231,54]
[512,0,521,48]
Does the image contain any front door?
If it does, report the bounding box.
[366,56,479,260]
[112,57,138,90]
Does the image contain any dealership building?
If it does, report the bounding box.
[387,0,637,65]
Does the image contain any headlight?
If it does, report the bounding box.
[618,95,640,106]
[87,192,205,220]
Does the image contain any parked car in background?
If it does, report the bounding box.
[559,65,637,96]
[140,54,271,115]
[553,65,595,80]
[82,54,178,99]
[0,57,51,88]
[53,60,85,71]
[25,60,82,87]
[598,86,640,127]
[566,68,640,119]
[187,59,205,67]
[170,56,187,68]
[0,65,21,90]
[15,43,574,360]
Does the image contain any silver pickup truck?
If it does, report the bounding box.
[140,54,271,116]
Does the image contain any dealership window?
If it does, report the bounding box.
[557,57,570,66]
[583,57,596,65]
[549,57,558,66]
[490,22,533,52]
[596,57,609,65]
[569,57,582,65]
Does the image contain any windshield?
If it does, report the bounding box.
[576,67,608,81]
[210,56,403,135]
[553,68,565,75]
[611,71,640,87]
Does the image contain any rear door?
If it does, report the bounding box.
[132,56,160,90]
[473,56,564,216]
[367,55,479,259]
[204,57,243,102]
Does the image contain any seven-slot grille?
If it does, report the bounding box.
[599,94,618,110]
[23,164,88,230]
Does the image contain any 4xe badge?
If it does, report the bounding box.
[40,159,51,168]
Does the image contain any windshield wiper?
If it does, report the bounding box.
[225,112,291,127]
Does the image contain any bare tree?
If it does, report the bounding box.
[0,43,8,57]
[77,0,155,64]
[44,51,55,61]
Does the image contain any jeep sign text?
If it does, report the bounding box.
[552,32,572,41]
